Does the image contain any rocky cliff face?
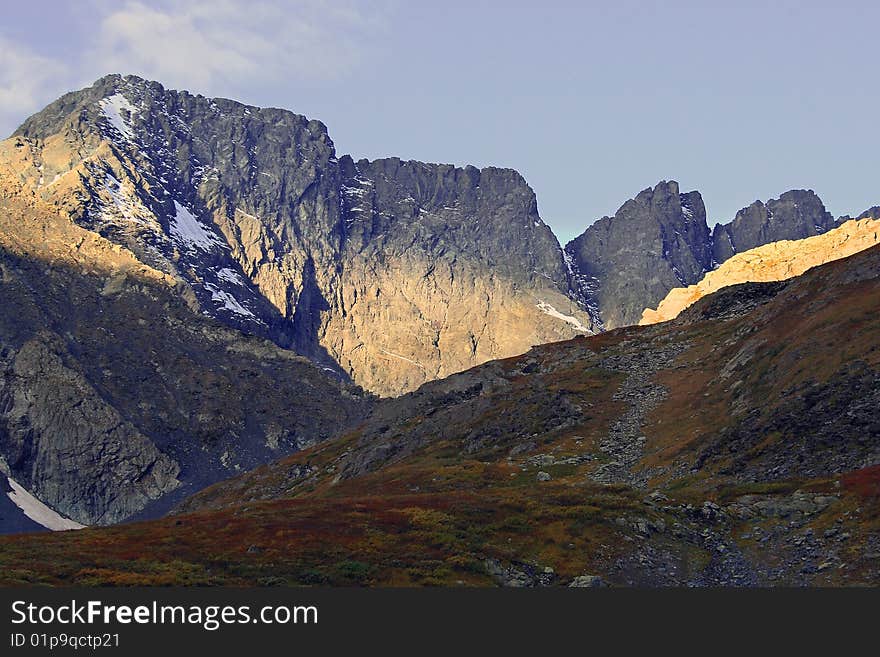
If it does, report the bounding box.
[10,74,595,397]
[12,74,851,386]
[564,181,713,328]
[566,184,841,329]
[711,190,837,263]
[332,156,592,394]
[13,74,346,366]
[641,215,880,324]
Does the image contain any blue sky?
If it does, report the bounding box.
[1,0,877,242]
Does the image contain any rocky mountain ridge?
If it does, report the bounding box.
[641,215,880,324]
[10,74,595,397]
[1,73,876,536]
[565,182,844,328]
[8,74,859,392]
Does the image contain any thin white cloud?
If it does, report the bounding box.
[87,0,389,94]
[0,37,68,134]
[0,0,391,135]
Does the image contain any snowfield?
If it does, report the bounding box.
[170,201,225,252]
[5,476,85,531]
[536,300,590,333]
[99,93,138,141]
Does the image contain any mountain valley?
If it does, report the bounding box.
[1,243,878,585]
[0,75,877,588]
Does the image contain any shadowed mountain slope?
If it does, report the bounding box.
[0,156,369,530]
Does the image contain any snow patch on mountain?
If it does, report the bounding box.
[342,185,368,198]
[170,201,225,253]
[6,476,85,531]
[561,248,603,331]
[99,93,138,141]
[216,267,246,286]
[101,173,151,224]
[536,300,590,333]
[204,281,256,318]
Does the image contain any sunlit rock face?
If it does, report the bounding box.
[641,215,880,325]
[0,89,371,526]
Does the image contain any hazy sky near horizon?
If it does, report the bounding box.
[1,0,877,242]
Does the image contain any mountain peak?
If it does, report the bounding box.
[643,215,880,325]
[13,74,329,146]
[565,179,711,328]
[652,179,680,196]
[4,74,593,399]
[711,188,835,263]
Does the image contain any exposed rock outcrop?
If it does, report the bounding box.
[331,156,592,394]
[564,181,713,329]
[640,216,880,325]
[711,190,837,263]
[566,185,843,329]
